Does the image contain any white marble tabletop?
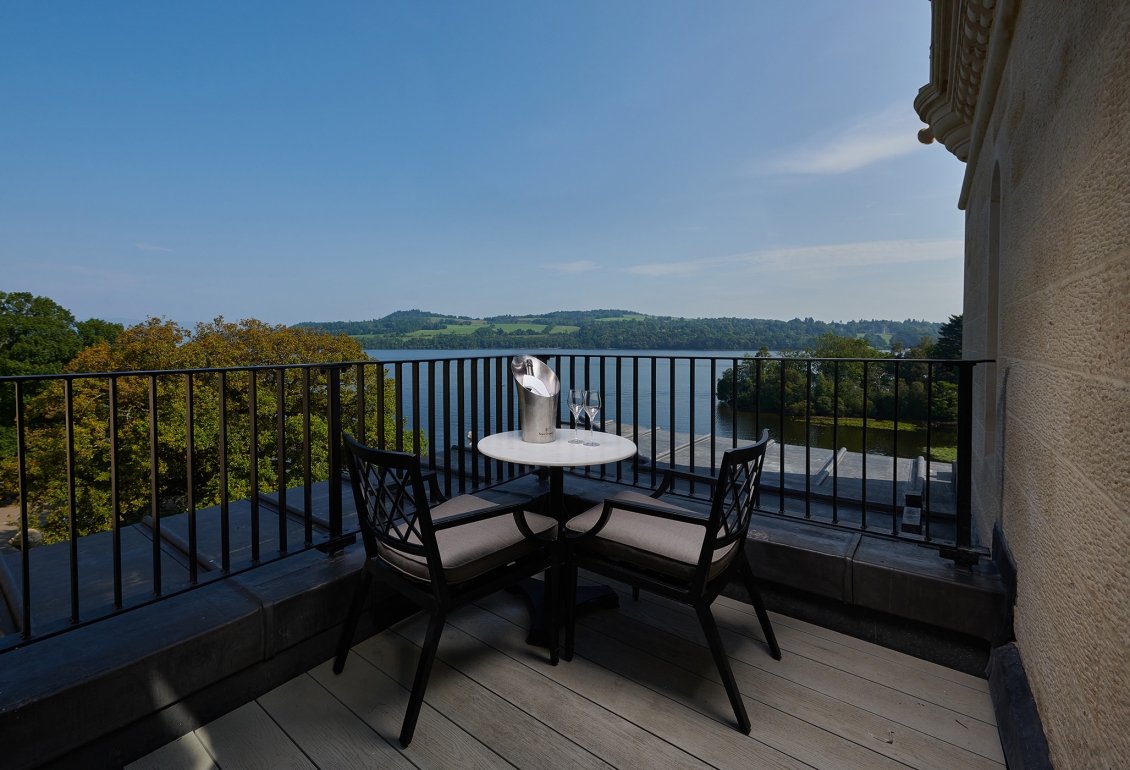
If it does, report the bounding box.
[477,429,637,467]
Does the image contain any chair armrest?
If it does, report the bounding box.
[419,471,448,504]
[652,468,717,499]
[566,497,709,544]
[431,502,554,543]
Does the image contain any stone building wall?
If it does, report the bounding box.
[962,2,1129,765]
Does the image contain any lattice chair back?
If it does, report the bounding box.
[344,433,439,568]
[707,429,770,553]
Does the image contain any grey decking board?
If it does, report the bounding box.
[391,608,714,770]
[125,731,217,770]
[594,588,1003,769]
[576,595,1004,766]
[309,654,515,770]
[257,673,417,770]
[461,595,810,770]
[611,578,995,721]
[194,700,317,770]
[133,578,1003,770]
[355,627,617,770]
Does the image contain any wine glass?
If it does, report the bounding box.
[567,389,585,444]
[583,391,601,446]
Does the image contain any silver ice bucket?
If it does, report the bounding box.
[511,355,560,443]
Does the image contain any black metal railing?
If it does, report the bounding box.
[0,353,989,647]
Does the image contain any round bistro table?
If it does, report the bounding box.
[476,428,638,647]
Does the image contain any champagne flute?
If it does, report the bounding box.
[583,390,601,446]
[567,389,585,444]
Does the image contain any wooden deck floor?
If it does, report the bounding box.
[130,578,1004,770]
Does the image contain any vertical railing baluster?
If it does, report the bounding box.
[185,374,197,584]
[394,362,404,452]
[632,356,639,486]
[428,361,437,473]
[109,376,123,604]
[356,364,366,444]
[482,358,491,485]
[925,362,933,542]
[616,356,623,482]
[276,368,287,556]
[15,382,31,636]
[327,366,343,542]
[755,357,762,443]
[377,362,386,450]
[249,372,260,564]
[443,360,452,496]
[651,357,657,487]
[732,358,739,450]
[470,358,479,488]
[457,359,466,494]
[709,358,716,477]
[149,374,161,595]
[689,358,696,485]
[506,356,516,477]
[862,361,869,531]
[494,356,503,479]
[779,359,785,515]
[302,367,312,547]
[413,360,422,458]
[832,361,839,525]
[65,378,79,620]
[668,357,676,472]
[218,371,230,572]
[892,361,900,536]
[599,355,606,477]
[804,362,811,519]
[955,363,974,562]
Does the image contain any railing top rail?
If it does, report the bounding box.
[0,356,995,384]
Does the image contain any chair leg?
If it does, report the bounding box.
[695,603,751,735]
[400,609,447,748]
[564,560,578,662]
[739,554,781,660]
[632,585,640,601]
[333,569,374,675]
[546,559,560,666]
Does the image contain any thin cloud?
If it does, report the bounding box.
[135,242,173,252]
[768,105,923,175]
[543,260,599,274]
[625,239,962,277]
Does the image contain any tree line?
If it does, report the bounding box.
[715,316,963,424]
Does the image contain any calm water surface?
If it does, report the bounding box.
[363,349,954,459]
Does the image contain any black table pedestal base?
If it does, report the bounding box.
[511,577,619,648]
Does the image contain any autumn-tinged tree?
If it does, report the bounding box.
[0,317,418,543]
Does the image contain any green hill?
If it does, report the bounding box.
[293,311,943,352]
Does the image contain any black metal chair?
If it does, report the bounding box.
[563,430,779,734]
[334,434,560,747]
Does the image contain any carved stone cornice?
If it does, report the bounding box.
[914,0,998,161]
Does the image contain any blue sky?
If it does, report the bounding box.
[0,2,966,326]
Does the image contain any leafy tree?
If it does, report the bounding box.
[1,292,124,458]
[716,332,960,423]
[0,318,419,543]
[933,314,963,359]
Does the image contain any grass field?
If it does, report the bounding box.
[593,314,649,322]
[493,323,547,333]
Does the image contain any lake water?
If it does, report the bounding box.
[363,349,954,460]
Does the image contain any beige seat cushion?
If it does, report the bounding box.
[377,494,556,584]
[565,490,737,582]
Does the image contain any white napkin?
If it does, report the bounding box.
[521,374,551,397]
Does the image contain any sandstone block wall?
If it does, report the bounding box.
[963,2,1129,765]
